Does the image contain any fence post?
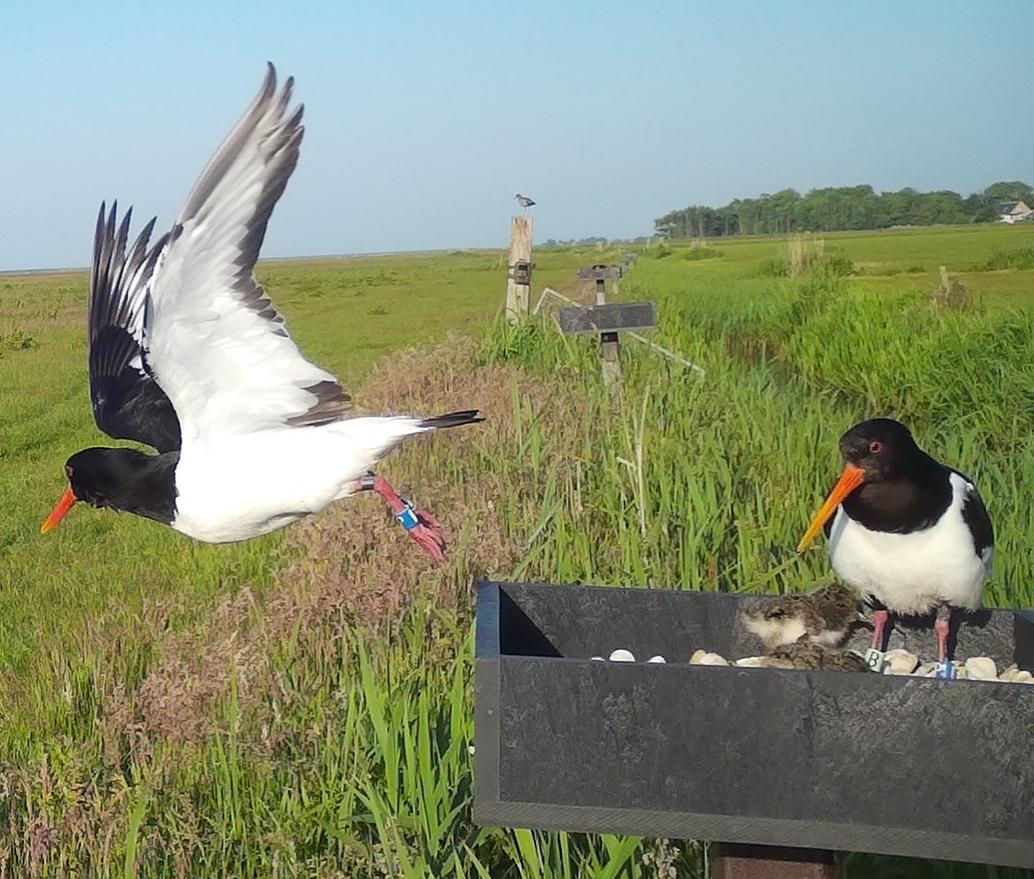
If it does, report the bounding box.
[592,272,620,390]
[506,216,534,324]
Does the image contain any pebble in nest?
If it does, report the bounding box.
[764,641,869,672]
[741,583,860,650]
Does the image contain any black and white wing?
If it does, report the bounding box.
[89,202,181,453]
[145,64,350,445]
[957,474,994,574]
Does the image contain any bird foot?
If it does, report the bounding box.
[352,473,448,565]
[406,521,447,565]
[395,503,447,565]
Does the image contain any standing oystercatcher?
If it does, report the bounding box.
[514,193,536,212]
[41,65,481,564]
[797,418,993,674]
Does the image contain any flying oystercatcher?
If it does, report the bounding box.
[797,418,993,675]
[41,65,482,564]
[514,193,536,212]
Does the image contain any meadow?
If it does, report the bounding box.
[0,222,1033,877]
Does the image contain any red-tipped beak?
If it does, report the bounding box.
[797,463,865,552]
[41,488,78,534]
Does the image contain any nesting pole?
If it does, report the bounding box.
[595,272,621,391]
[506,216,534,324]
[560,265,656,394]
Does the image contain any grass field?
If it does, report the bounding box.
[1,223,1033,876]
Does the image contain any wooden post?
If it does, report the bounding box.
[713,843,836,879]
[506,216,533,324]
[567,266,648,392]
[595,276,620,391]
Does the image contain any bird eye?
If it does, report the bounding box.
[869,441,883,454]
[65,465,73,479]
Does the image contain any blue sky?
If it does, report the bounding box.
[2,0,1032,270]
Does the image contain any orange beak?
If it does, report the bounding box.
[41,488,78,534]
[797,463,865,552]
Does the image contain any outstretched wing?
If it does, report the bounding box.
[145,64,350,445]
[88,202,181,453]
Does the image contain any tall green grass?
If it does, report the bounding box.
[3,228,1034,876]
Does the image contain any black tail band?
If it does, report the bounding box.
[419,409,484,430]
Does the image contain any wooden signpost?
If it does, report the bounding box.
[557,300,657,335]
[559,264,657,390]
[505,216,534,324]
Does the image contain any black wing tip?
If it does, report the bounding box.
[285,380,353,427]
[260,63,297,109]
[419,409,485,430]
[96,200,142,234]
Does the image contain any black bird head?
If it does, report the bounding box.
[42,447,178,532]
[798,417,921,550]
[838,418,921,483]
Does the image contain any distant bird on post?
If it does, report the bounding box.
[797,418,993,676]
[515,193,536,212]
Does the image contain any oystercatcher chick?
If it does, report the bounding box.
[764,642,868,673]
[40,65,482,564]
[797,418,993,672]
[741,583,860,650]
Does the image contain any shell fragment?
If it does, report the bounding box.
[964,657,997,681]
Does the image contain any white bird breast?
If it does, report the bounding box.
[170,416,428,543]
[827,472,989,615]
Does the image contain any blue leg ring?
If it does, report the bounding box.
[396,505,420,531]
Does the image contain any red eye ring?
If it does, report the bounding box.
[869,441,883,454]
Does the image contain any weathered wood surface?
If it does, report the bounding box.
[557,302,657,335]
[713,843,836,879]
[505,216,533,324]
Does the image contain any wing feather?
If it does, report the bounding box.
[957,475,994,568]
[88,201,181,453]
[146,64,350,443]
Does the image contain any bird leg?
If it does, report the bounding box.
[351,473,447,565]
[861,607,892,671]
[935,602,953,665]
[870,608,890,652]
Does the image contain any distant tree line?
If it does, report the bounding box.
[655,181,1034,239]
[542,236,651,247]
